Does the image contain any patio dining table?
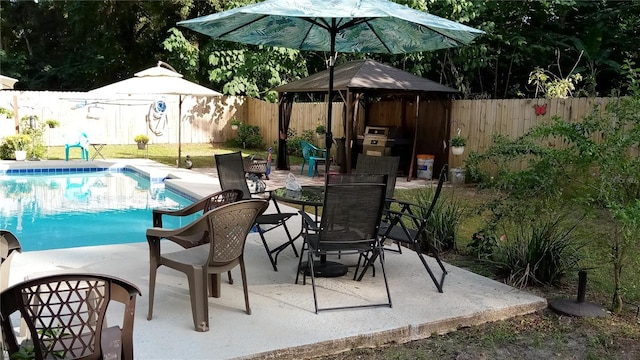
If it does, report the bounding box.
[271,186,348,277]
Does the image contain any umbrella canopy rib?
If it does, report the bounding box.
[218,14,270,39]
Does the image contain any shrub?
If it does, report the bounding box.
[0,107,14,118]
[492,215,583,288]
[18,116,48,159]
[45,119,60,128]
[285,128,314,156]
[468,229,498,259]
[227,122,264,149]
[0,134,32,159]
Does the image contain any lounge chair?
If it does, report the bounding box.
[370,164,449,293]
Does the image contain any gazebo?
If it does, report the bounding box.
[275,59,459,179]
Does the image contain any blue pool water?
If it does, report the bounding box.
[0,170,199,251]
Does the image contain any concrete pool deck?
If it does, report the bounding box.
[2,159,547,359]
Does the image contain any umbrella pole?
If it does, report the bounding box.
[178,95,183,168]
[408,94,420,181]
[325,22,337,176]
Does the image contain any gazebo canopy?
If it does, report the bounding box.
[275,59,459,176]
[275,59,458,95]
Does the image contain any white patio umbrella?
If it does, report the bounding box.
[90,61,222,167]
[1,75,19,90]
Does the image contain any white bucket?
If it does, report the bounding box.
[416,155,434,179]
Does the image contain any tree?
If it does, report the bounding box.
[467,60,640,312]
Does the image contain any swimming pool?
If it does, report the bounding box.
[0,169,199,251]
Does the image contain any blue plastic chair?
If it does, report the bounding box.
[65,132,89,161]
[300,140,327,177]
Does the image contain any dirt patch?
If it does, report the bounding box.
[311,305,640,360]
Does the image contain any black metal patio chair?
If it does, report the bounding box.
[361,164,449,293]
[215,151,298,271]
[296,173,392,313]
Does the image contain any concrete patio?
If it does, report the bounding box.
[3,159,547,359]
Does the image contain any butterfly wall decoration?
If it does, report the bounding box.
[534,104,547,116]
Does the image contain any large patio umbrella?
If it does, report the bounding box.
[178,0,484,172]
[1,75,19,90]
[90,62,222,167]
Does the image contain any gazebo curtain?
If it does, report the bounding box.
[277,93,294,170]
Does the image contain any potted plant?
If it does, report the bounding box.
[7,134,30,161]
[315,124,326,138]
[45,119,60,128]
[450,135,466,155]
[134,134,149,149]
[0,107,13,120]
[230,118,242,130]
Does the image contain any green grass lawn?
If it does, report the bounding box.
[42,143,304,168]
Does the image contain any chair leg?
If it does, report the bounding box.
[308,252,319,314]
[414,243,447,293]
[300,160,306,175]
[258,219,298,272]
[377,247,393,308]
[147,241,160,321]
[239,255,251,315]
[308,158,316,177]
[257,225,279,271]
[354,251,376,280]
[147,264,157,321]
[188,269,209,332]
[295,238,308,285]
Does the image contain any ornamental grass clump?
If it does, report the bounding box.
[412,187,464,252]
[493,215,583,288]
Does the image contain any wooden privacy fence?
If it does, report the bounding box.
[448,97,610,169]
[1,91,613,172]
[248,97,612,171]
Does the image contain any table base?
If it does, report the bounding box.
[300,260,348,278]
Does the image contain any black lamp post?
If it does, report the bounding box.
[28,116,40,161]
